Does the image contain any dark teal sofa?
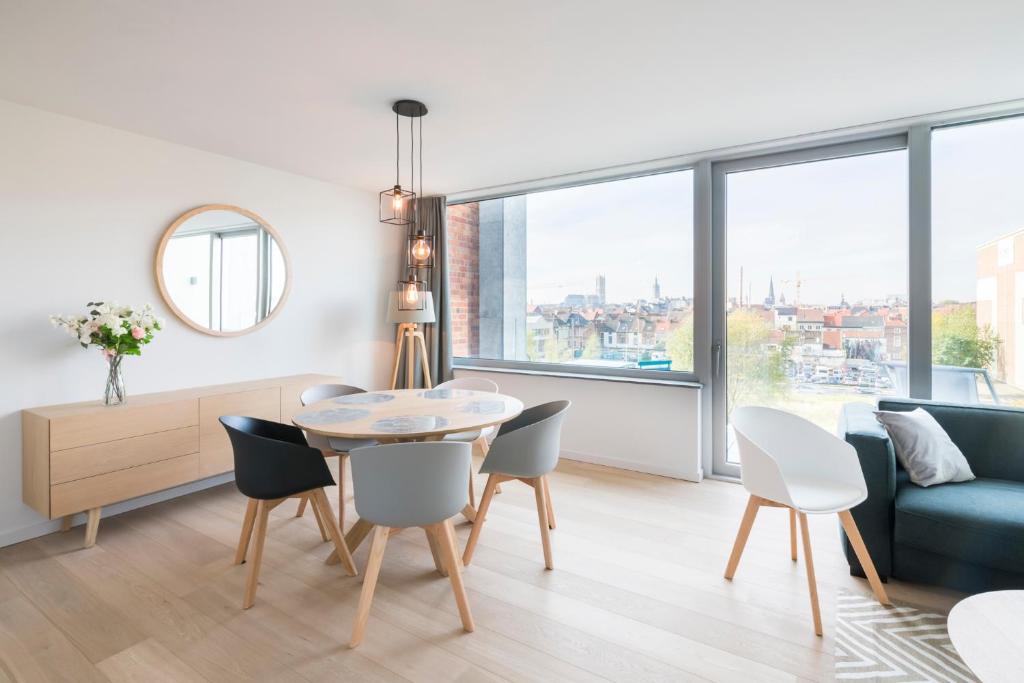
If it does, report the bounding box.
[839,398,1024,593]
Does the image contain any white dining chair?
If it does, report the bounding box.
[724,406,890,636]
[294,383,377,535]
[435,377,500,507]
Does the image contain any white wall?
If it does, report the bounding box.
[454,368,702,481]
[0,99,403,546]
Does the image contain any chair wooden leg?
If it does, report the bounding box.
[83,507,101,548]
[467,463,477,510]
[463,474,500,566]
[797,512,823,636]
[724,495,760,579]
[243,501,270,609]
[309,493,329,542]
[337,454,348,533]
[533,478,554,570]
[425,526,449,576]
[234,498,258,565]
[541,475,556,530]
[311,488,357,577]
[295,495,308,518]
[838,510,891,606]
[60,515,73,532]
[789,508,798,562]
[435,522,474,632]
[350,525,389,648]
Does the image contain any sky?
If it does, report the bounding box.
[521,115,1024,307]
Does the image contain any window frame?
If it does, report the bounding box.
[448,167,700,384]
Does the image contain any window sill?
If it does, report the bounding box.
[452,360,702,388]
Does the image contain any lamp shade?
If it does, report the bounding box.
[387,291,435,324]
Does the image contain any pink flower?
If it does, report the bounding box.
[103,347,116,359]
[131,326,145,340]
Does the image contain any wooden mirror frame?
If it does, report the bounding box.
[155,204,293,337]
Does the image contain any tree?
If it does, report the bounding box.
[932,304,999,370]
[666,315,694,371]
[726,309,791,416]
[525,329,540,362]
[581,331,602,360]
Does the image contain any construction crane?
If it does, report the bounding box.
[779,272,816,308]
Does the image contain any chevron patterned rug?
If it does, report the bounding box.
[835,591,978,682]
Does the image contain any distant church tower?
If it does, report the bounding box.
[596,274,606,305]
[765,276,776,308]
[653,276,661,300]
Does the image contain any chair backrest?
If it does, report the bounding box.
[219,415,335,500]
[348,442,471,527]
[481,400,570,478]
[300,383,367,406]
[435,377,499,393]
[299,384,367,450]
[731,406,866,507]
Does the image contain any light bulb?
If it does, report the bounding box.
[391,185,403,212]
[403,281,420,305]
[411,235,431,262]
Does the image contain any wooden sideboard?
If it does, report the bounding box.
[22,373,339,547]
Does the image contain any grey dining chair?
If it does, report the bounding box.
[294,383,377,535]
[435,376,500,507]
[462,400,570,570]
[347,441,474,648]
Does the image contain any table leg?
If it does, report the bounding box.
[326,518,375,565]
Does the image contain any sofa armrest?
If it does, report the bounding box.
[838,402,898,578]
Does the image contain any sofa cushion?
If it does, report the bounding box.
[894,477,1024,574]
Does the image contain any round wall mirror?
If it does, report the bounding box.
[156,205,291,336]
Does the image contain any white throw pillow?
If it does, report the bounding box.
[874,408,975,487]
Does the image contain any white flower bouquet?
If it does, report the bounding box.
[50,302,164,405]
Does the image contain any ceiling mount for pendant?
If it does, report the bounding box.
[392,100,428,118]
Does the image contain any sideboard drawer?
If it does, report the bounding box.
[199,387,281,477]
[50,399,198,451]
[50,425,200,485]
[50,452,200,517]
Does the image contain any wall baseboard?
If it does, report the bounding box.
[559,448,702,482]
[0,473,235,549]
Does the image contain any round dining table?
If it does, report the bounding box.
[293,387,524,564]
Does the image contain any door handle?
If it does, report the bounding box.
[712,341,722,378]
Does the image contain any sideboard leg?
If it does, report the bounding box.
[84,507,101,548]
[60,515,73,532]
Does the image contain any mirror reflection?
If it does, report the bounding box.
[158,206,289,335]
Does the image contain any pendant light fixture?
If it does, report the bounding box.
[397,269,426,311]
[379,100,427,226]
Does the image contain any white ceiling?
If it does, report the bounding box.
[1,1,1022,196]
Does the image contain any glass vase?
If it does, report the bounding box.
[104,353,126,406]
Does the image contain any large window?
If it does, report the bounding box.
[448,170,695,374]
[932,115,1024,406]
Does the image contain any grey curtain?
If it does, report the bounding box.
[397,196,451,388]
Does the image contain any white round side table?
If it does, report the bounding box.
[947,590,1024,682]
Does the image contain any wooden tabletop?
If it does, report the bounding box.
[292,388,524,441]
[947,590,1024,683]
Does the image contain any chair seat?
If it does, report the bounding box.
[895,477,1024,574]
[328,437,378,452]
[443,426,495,443]
[785,479,866,513]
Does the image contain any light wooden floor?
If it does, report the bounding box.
[0,458,965,683]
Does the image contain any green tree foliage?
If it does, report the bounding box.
[666,315,694,371]
[932,304,999,369]
[726,309,791,416]
[581,331,602,360]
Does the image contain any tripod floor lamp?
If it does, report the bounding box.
[388,291,436,389]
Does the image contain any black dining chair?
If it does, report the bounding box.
[220,415,357,609]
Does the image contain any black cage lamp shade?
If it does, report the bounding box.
[397,272,427,311]
[380,185,416,225]
[407,227,434,269]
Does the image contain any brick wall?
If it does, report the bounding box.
[447,203,480,357]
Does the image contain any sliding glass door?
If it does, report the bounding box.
[711,139,909,476]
